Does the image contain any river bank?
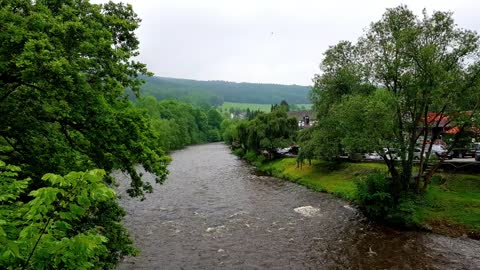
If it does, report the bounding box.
[241,153,480,239]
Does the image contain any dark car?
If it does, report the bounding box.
[452,143,480,158]
[475,144,480,161]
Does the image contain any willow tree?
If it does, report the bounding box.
[311,6,480,198]
[231,106,298,156]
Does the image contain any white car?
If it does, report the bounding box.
[379,148,400,160]
[364,152,382,160]
[379,147,425,160]
[412,147,426,160]
[424,144,453,159]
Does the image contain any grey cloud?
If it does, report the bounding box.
[92,0,480,85]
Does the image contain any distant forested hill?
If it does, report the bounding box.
[140,76,311,106]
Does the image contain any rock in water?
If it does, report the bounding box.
[294,206,321,217]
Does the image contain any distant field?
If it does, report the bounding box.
[220,102,312,112]
[294,104,313,110]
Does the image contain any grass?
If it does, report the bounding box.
[221,102,271,112]
[220,102,313,113]
[258,158,386,200]
[256,157,480,238]
[411,174,480,236]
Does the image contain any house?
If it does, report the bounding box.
[287,110,316,128]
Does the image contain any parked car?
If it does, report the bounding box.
[381,147,425,160]
[429,144,453,159]
[452,143,480,158]
[364,152,382,160]
[276,147,291,155]
[475,144,480,161]
[378,148,400,160]
[412,147,426,160]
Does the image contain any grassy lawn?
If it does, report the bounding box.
[412,174,480,236]
[221,102,271,112]
[258,157,480,237]
[220,102,313,112]
[259,158,386,200]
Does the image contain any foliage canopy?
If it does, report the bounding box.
[310,5,480,199]
[0,162,135,269]
[0,0,169,197]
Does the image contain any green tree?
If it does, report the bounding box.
[296,127,315,167]
[135,97,225,147]
[311,6,480,199]
[0,1,170,268]
[227,106,298,157]
[0,0,169,197]
[0,161,134,269]
[207,109,223,130]
[310,41,375,117]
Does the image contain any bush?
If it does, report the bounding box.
[389,197,416,227]
[244,150,265,165]
[244,150,258,163]
[207,129,221,142]
[355,173,394,220]
[232,148,245,157]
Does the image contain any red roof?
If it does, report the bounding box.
[445,126,460,134]
[426,112,450,127]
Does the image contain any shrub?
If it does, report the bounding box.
[244,150,258,163]
[389,197,417,227]
[243,150,267,166]
[232,148,245,157]
[355,173,394,220]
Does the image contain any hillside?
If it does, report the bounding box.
[140,76,311,106]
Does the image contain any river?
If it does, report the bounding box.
[116,143,480,269]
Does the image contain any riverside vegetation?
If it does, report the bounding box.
[0,0,224,268]
[259,158,479,239]
[229,145,480,238]
[224,5,480,239]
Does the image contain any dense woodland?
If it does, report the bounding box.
[139,76,311,106]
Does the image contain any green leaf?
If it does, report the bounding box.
[69,203,85,218]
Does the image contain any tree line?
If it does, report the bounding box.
[140,76,311,107]
[135,96,224,149]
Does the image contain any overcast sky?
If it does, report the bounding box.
[92,0,480,85]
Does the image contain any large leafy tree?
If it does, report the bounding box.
[0,1,171,268]
[0,0,169,197]
[0,162,135,269]
[311,6,480,198]
[230,106,298,156]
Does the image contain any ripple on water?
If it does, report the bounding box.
[117,143,480,270]
[293,206,322,217]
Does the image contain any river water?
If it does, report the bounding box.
[116,143,480,269]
